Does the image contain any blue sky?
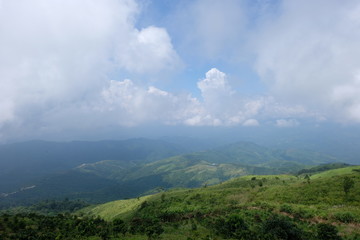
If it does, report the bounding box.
[0,0,360,141]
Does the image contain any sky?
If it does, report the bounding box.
[1,0,360,142]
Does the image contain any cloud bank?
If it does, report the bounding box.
[0,0,180,140]
[1,0,360,141]
[96,68,306,128]
[254,0,360,122]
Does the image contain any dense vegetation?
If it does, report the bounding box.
[2,166,358,239]
[78,166,360,239]
[0,199,90,215]
[297,163,351,175]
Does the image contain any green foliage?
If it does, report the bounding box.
[113,218,127,236]
[0,213,114,240]
[3,165,360,239]
[297,163,351,175]
[129,217,164,239]
[280,204,294,214]
[343,176,355,196]
[213,214,249,239]
[333,212,358,223]
[262,215,304,240]
[317,223,342,240]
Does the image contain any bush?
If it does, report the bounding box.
[214,214,250,239]
[129,217,164,239]
[293,208,314,219]
[262,215,304,240]
[280,204,294,214]
[317,223,342,240]
[112,218,127,236]
[333,212,357,223]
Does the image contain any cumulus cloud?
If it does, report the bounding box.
[114,26,180,73]
[94,68,309,128]
[197,68,234,113]
[254,0,360,122]
[0,0,181,140]
[99,79,201,126]
[3,0,357,141]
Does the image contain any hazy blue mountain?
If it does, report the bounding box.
[0,140,343,208]
[0,138,203,192]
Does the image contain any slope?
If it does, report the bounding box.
[79,166,360,239]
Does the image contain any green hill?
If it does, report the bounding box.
[77,166,360,239]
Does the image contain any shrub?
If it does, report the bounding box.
[333,212,357,223]
[343,177,355,196]
[293,208,314,219]
[112,218,127,236]
[129,217,164,239]
[317,223,342,240]
[214,214,250,239]
[280,204,294,214]
[262,215,304,240]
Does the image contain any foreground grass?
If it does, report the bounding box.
[76,166,360,239]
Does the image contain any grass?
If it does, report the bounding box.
[78,165,360,239]
[310,165,360,179]
[78,195,152,221]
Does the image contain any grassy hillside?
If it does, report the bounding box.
[78,166,360,239]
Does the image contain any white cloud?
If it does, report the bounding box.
[254,0,360,122]
[197,68,234,114]
[95,68,305,128]
[197,68,233,96]
[243,119,259,127]
[171,0,247,59]
[99,79,202,126]
[3,0,358,141]
[114,26,180,73]
[0,0,181,139]
[275,119,299,128]
[331,73,360,121]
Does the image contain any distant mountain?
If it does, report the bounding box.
[0,140,343,208]
[0,138,200,193]
[117,141,338,188]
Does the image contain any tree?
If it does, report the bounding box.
[304,174,310,184]
[145,220,164,240]
[112,218,127,236]
[343,176,355,197]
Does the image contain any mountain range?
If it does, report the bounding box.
[0,138,342,208]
